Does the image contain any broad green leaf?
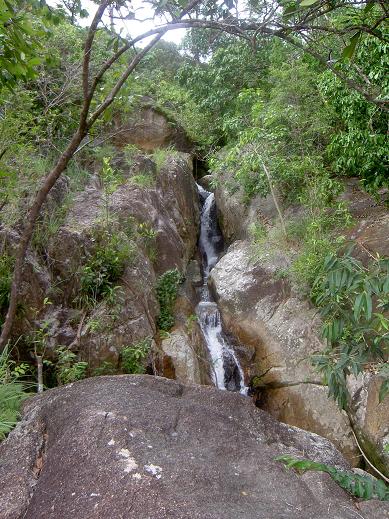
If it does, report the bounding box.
[300,0,317,6]
[379,380,389,403]
[354,293,364,321]
[342,32,361,60]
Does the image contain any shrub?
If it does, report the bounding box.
[277,455,389,501]
[0,346,30,440]
[0,254,13,327]
[55,346,88,385]
[130,173,155,188]
[311,250,389,408]
[156,269,182,331]
[152,146,177,173]
[77,229,135,308]
[92,361,117,376]
[121,338,151,374]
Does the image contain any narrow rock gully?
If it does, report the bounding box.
[196,184,247,394]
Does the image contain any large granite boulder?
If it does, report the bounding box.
[1,375,388,519]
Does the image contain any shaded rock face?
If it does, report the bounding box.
[158,259,212,386]
[0,229,51,338]
[112,105,193,152]
[214,175,279,244]
[1,375,388,519]
[347,372,389,477]
[29,152,200,368]
[209,241,359,464]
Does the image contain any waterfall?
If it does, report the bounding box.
[196,184,247,395]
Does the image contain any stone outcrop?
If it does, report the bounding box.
[1,375,388,519]
[347,372,389,478]
[214,174,279,244]
[45,152,200,368]
[158,260,212,386]
[1,149,200,370]
[112,102,193,152]
[210,174,389,470]
[209,241,359,464]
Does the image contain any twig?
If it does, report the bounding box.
[350,428,389,484]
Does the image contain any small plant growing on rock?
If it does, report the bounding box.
[77,229,135,308]
[152,146,177,173]
[121,338,151,374]
[92,361,117,376]
[277,455,389,501]
[130,173,155,188]
[156,269,182,331]
[0,345,30,440]
[137,222,157,262]
[55,346,88,385]
[123,144,139,166]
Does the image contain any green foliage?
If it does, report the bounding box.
[123,144,139,165]
[130,173,155,188]
[319,32,389,196]
[55,346,88,385]
[0,345,30,440]
[156,268,182,331]
[249,222,268,245]
[100,157,123,226]
[178,40,270,144]
[77,229,135,309]
[121,338,151,374]
[92,361,117,377]
[0,254,13,326]
[0,0,47,89]
[152,147,177,173]
[277,455,389,501]
[290,175,352,288]
[311,250,389,408]
[137,222,157,262]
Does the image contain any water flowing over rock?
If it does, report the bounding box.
[1,375,388,519]
[196,185,247,394]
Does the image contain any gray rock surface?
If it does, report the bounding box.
[1,375,388,519]
[347,372,389,477]
[44,153,200,367]
[209,240,359,464]
[112,105,193,152]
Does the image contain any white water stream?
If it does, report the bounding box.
[196,184,247,395]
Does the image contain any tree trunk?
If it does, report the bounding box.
[36,355,44,393]
[260,160,287,237]
[0,129,86,350]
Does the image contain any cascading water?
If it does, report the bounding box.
[196,184,247,395]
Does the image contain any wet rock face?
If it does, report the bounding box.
[1,375,388,519]
[209,241,359,464]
